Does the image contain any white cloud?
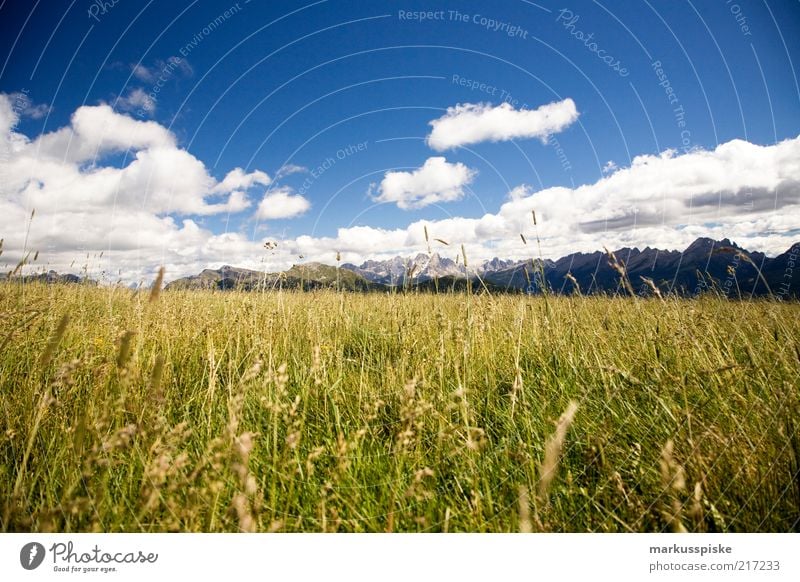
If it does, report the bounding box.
[131,57,192,83]
[497,138,800,237]
[371,156,477,209]
[507,185,532,201]
[275,164,308,179]
[116,88,156,115]
[0,92,51,136]
[132,64,156,83]
[256,186,311,219]
[28,104,175,164]
[213,167,272,193]
[0,95,271,282]
[427,98,579,151]
[6,92,50,119]
[0,93,18,136]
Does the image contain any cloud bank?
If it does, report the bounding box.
[0,94,298,282]
[297,136,800,270]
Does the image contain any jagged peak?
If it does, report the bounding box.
[684,237,738,253]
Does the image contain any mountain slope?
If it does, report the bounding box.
[339,238,800,297]
[165,263,380,292]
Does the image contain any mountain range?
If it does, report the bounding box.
[162,237,799,298]
[0,269,87,285]
[164,262,373,291]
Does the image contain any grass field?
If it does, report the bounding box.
[1,282,799,532]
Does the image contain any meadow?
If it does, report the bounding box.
[1,281,798,532]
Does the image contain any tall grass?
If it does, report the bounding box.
[1,281,798,532]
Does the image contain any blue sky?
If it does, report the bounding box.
[1,0,799,281]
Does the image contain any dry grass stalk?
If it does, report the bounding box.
[736,251,774,296]
[640,276,663,299]
[659,439,688,532]
[518,485,533,533]
[39,314,69,368]
[149,266,165,303]
[565,272,581,295]
[116,331,136,369]
[537,400,579,503]
[605,247,636,296]
[687,481,704,530]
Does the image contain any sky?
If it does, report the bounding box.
[1,0,799,284]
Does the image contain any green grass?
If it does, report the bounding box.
[1,282,798,532]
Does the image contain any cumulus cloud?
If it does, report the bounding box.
[213,167,272,193]
[5,103,261,217]
[0,93,18,136]
[602,160,617,174]
[498,138,800,237]
[371,157,477,209]
[0,92,51,137]
[507,185,531,201]
[427,98,579,151]
[256,186,311,219]
[0,94,280,281]
[27,104,176,165]
[6,92,50,119]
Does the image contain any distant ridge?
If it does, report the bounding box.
[165,238,799,298]
[0,269,91,285]
[164,262,374,292]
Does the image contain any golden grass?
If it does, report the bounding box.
[1,281,799,532]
